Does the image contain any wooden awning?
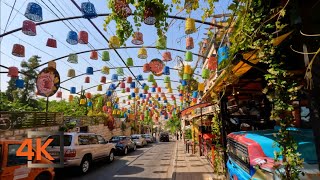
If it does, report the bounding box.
[180,103,212,116]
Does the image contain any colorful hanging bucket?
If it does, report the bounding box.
[163,66,170,75]
[97,84,103,91]
[24,2,43,22]
[81,2,97,19]
[69,95,74,102]
[48,61,56,69]
[156,35,167,50]
[101,66,110,74]
[67,69,76,77]
[78,31,89,44]
[109,36,120,48]
[143,63,150,73]
[70,87,76,94]
[100,76,106,83]
[12,44,25,57]
[183,73,191,80]
[117,68,124,76]
[164,76,170,83]
[148,74,154,82]
[218,46,229,64]
[208,56,217,70]
[198,83,205,91]
[127,76,133,83]
[137,74,144,81]
[66,31,78,45]
[185,51,193,62]
[126,58,133,66]
[185,18,196,34]
[184,65,192,74]
[138,47,147,59]
[111,74,118,82]
[46,38,57,48]
[85,76,90,83]
[86,67,93,75]
[202,69,210,79]
[90,51,98,60]
[186,37,194,50]
[162,51,172,62]
[8,67,19,77]
[132,32,144,45]
[102,51,110,61]
[67,54,78,64]
[22,20,36,36]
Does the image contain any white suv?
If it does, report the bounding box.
[46,132,115,174]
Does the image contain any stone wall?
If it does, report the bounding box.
[0,126,60,140]
[87,124,131,140]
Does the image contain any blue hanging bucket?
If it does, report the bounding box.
[106,90,112,96]
[15,79,25,88]
[192,91,198,98]
[139,93,143,98]
[25,2,43,22]
[109,83,116,90]
[181,80,187,86]
[151,87,156,92]
[218,45,229,64]
[142,83,146,88]
[66,31,78,45]
[163,66,170,75]
[111,74,118,82]
[70,87,76,94]
[137,74,144,81]
[81,2,97,19]
[87,101,93,107]
[130,82,136,89]
[131,92,136,98]
[86,67,93,75]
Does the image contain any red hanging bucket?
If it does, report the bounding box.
[85,76,90,83]
[8,67,19,77]
[100,76,106,83]
[12,44,25,57]
[22,20,36,36]
[46,38,57,48]
[79,31,88,44]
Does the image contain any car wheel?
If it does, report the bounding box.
[124,147,128,155]
[108,150,115,162]
[80,156,91,174]
[35,173,51,180]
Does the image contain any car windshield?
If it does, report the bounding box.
[110,136,126,142]
[131,135,140,139]
[144,134,151,138]
[47,135,72,146]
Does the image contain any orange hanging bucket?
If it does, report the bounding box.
[186,37,194,50]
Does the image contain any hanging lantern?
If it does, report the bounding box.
[144,85,149,91]
[138,47,147,59]
[70,87,76,94]
[109,36,120,48]
[156,35,167,50]
[130,82,136,89]
[143,89,148,94]
[208,56,218,70]
[152,81,157,87]
[163,66,170,75]
[137,74,144,81]
[69,95,74,102]
[66,31,78,45]
[151,87,156,92]
[106,90,113,97]
[117,67,124,76]
[100,76,106,83]
[86,92,92,99]
[106,101,112,107]
[127,76,133,83]
[121,89,125,93]
[192,91,198,98]
[81,2,97,19]
[120,82,125,88]
[90,51,98,60]
[162,52,172,62]
[185,51,193,62]
[55,91,62,98]
[85,76,90,83]
[67,54,78,64]
[144,7,156,25]
[77,31,89,44]
[148,74,154,82]
[186,37,194,50]
[202,69,210,79]
[126,58,133,66]
[183,73,191,80]
[24,2,43,22]
[87,101,93,107]
[111,74,118,82]
[109,84,116,91]
[48,61,56,69]
[46,38,57,48]
[12,44,25,57]
[157,87,161,93]
[97,85,103,91]
[132,32,144,45]
[218,46,229,64]
[164,76,170,83]
[168,88,173,93]
[22,20,36,36]
[86,67,94,75]
[165,83,171,89]
[184,64,192,74]
[67,69,75,77]
[131,93,136,98]
[181,80,187,86]
[155,94,159,99]
[126,87,130,92]
[143,63,150,73]
[134,88,139,93]
[80,98,86,105]
[198,83,205,91]
[185,18,196,34]
[141,83,146,89]
[8,67,19,77]
[101,66,110,74]
[102,51,110,61]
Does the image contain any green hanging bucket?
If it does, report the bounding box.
[102,51,110,61]
[202,69,210,79]
[185,51,193,62]
[148,74,154,82]
[98,97,103,104]
[164,76,170,83]
[180,85,185,90]
[117,67,124,76]
[144,85,149,90]
[183,73,191,80]
[67,53,78,64]
[156,35,167,50]
[126,58,133,66]
[128,95,132,100]
[121,89,125,93]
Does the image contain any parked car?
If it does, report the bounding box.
[131,134,147,147]
[46,132,115,174]
[143,134,154,143]
[0,139,55,180]
[109,136,136,155]
[160,132,169,142]
[226,128,320,180]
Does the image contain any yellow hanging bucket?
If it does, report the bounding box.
[185,18,196,34]
[68,95,73,102]
[168,88,173,93]
[97,84,103,91]
[198,83,205,91]
[109,36,120,48]
[107,101,112,107]
[101,66,110,74]
[184,65,192,74]
[134,88,139,93]
[138,47,148,59]
[80,98,86,105]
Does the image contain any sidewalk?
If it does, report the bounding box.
[172,140,225,180]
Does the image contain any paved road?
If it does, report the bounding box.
[55,141,176,180]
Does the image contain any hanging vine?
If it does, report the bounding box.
[228,0,303,179]
[211,108,224,175]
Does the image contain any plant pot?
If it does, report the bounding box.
[144,6,156,25]
[114,0,132,18]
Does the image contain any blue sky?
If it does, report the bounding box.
[0,0,231,106]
